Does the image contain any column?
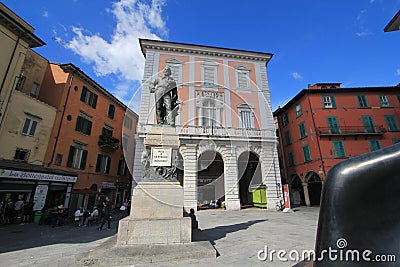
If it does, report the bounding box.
[302,182,311,207]
[181,144,198,211]
[261,143,281,210]
[131,136,145,196]
[224,146,241,210]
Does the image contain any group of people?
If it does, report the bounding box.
[73,196,113,230]
[1,198,33,224]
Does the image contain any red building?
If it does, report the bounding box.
[274,83,400,206]
[39,63,138,210]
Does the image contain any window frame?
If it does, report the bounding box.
[295,104,303,117]
[235,64,251,91]
[333,141,346,158]
[75,115,92,135]
[21,117,38,137]
[67,146,88,170]
[384,115,399,131]
[107,104,115,119]
[96,154,111,174]
[362,116,376,133]
[201,60,218,89]
[302,145,312,162]
[327,116,340,134]
[282,113,289,127]
[379,95,390,107]
[80,86,98,109]
[356,95,369,108]
[299,122,307,139]
[322,95,336,109]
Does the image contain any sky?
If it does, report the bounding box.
[3,0,400,112]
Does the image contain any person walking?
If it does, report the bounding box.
[98,197,111,230]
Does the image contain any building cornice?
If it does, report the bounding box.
[139,39,273,63]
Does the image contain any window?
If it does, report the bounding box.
[333,141,346,158]
[201,99,217,127]
[54,154,63,166]
[203,67,216,87]
[369,140,381,151]
[80,86,98,108]
[14,148,30,161]
[393,139,400,144]
[67,146,87,169]
[166,58,183,86]
[30,82,40,98]
[96,154,111,174]
[362,116,375,133]
[288,152,295,166]
[21,117,38,136]
[327,116,340,134]
[118,158,127,176]
[238,103,255,128]
[285,131,292,145]
[299,122,307,139]
[282,113,289,126]
[235,64,251,90]
[16,75,26,90]
[107,104,115,119]
[295,104,303,117]
[357,95,369,108]
[122,135,129,151]
[303,145,311,162]
[124,116,132,130]
[75,116,92,135]
[384,115,399,131]
[102,127,113,137]
[379,95,390,107]
[322,96,336,109]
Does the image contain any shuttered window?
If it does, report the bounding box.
[75,116,92,135]
[333,141,346,158]
[96,154,111,174]
[203,67,215,87]
[303,145,311,162]
[80,86,98,108]
[384,115,399,131]
[67,146,87,170]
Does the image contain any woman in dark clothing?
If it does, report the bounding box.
[98,197,111,230]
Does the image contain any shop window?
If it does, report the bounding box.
[14,148,30,161]
[107,104,115,119]
[54,154,63,166]
[80,86,98,108]
[67,146,88,170]
[21,117,38,137]
[96,154,111,174]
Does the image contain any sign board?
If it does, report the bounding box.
[283,184,291,209]
[150,147,172,167]
[102,182,116,189]
[0,169,77,183]
[33,184,48,211]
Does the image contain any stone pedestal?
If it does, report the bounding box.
[117,182,191,245]
[117,125,191,245]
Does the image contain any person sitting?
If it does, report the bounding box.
[84,206,99,226]
[74,208,83,226]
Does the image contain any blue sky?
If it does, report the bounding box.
[3,0,400,111]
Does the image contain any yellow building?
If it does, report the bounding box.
[0,2,45,128]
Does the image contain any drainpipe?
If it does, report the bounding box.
[307,90,326,177]
[47,70,75,167]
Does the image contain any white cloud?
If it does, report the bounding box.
[369,0,375,3]
[355,29,371,37]
[291,72,303,80]
[396,68,400,76]
[64,0,168,103]
[43,11,48,18]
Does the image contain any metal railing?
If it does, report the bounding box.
[316,125,386,136]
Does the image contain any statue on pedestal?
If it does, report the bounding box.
[149,66,178,126]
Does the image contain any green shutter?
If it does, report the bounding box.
[67,146,75,167]
[327,117,339,134]
[369,140,381,151]
[92,94,98,108]
[80,150,88,170]
[80,86,88,102]
[96,154,102,172]
[106,156,111,174]
[330,96,336,108]
[285,131,291,145]
[303,145,311,162]
[117,159,122,175]
[362,116,375,133]
[288,152,294,166]
[385,115,398,131]
[333,141,345,158]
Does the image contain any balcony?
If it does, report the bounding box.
[316,126,386,137]
[98,135,120,150]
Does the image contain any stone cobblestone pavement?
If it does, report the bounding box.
[0,207,319,267]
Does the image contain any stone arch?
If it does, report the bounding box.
[198,144,228,163]
[305,171,322,206]
[236,145,261,160]
[237,151,262,207]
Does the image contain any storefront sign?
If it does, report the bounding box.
[150,147,172,167]
[33,184,48,211]
[283,184,291,209]
[0,169,77,183]
[102,182,116,189]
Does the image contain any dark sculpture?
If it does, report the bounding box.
[309,143,400,266]
[150,66,178,126]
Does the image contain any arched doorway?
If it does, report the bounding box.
[238,151,262,207]
[291,175,305,207]
[306,171,322,206]
[197,151,224,207]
